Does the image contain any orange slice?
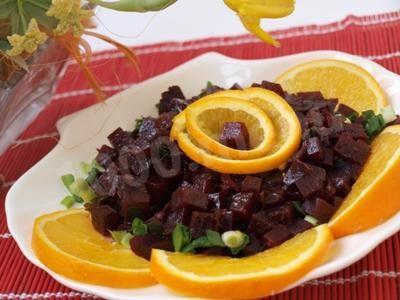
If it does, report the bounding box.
[276,59,388,113]
[151,225,333,299]
[329,125,400,238]
[185,97,276,159]
[32,209,155,288]
[171,88,301,174]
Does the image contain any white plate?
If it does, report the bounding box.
[5,50,400,300]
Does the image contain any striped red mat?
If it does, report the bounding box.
[2,11,400,300]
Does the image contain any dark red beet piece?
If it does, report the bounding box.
[334,133,370,165]
[137,117,158,140]
[331,176,351,197]
[333,196,344,210]
[214,209,234,232]
[305,110,324,127]
[317,147,334,167]
[95,145,117,168]
[343,123,368,141]
[288,218,313,235]
[243,238,264,256]
[89,205,120,236]
[263,225,292,248]
[190,212,215,238]
[163,208,191,235]
[130,235,171,260]
[193,173,217,194]
[241,176,262,194]
[247,211,276,238]
[219,122,250,150]
[119,188,150,220]
[158,86,186,114]
[208,192,229,210]
[260,190,284,206]
[107,127,134,150]
[170,186,209,212]
[220,174,241,193]
[305,137,324,161]
[251,81,285,98]
[304,197,335,223]
[265,202,295,225]
[336,103,357,117]
[155,112,176,136]
[145,176,169,205]
[230,192,257,221]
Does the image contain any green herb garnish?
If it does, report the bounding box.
[132,218,148,236]
[172,224,191,252]
[182,230,226,253]
[348,112,359,122]
[60,195,75,208]
[292,201,306,216]
[304,215,319,226]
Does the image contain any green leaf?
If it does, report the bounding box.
[206,230,225,247]
[132,218,148,236]
[0,0,17,19]
[365,116,381,137]
[172,224,191,252]
[110,230,128,244]
[229,234,250,255]
[348,112,359,122]
[60,195,75,208]
[181,236,212,253]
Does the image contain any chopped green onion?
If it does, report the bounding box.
[60,195,75,208]
[365,116,381,137]
[292,201,306,216]
[85,168,98,185]
[304,215,319,226]
[348,112,359,122]
[79,189,97,203]
[380,105,397,124]
[172,224,191,252]
[362,110,375,121]
[181,236,212,253]
[132,218,148,236]
[229,234,250,255]
[69,178,89,195]
[61,174,75,189]
[120,233,134,248]
[81,161,92,174]
[344,118,352,124]
[222,230,246,248]
[110,230,128,244]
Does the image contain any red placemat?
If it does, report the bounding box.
[2,11,400,300]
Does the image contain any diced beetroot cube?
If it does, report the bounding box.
[332,176,350,197]
[334,133,370,165]
[137,117,157,140]
[305,110,324,127]
[325,181,337,198]
[108,127,134,149]
[336,103,357,117]
[214,209,234,232]
[263,225,292,248]
[243,238,264,256]
[297,91,324,101]
[288,218,313,235]
[208,192,229,210]
[145,176,169,205]
[344,123,368,141]
[130,235,165,260]
[152,239,174,252]
[265,202,295,225]
[193,172,217,194]
[333,196,344,210]
[305,137,324,161]
[158,85,186,114]
[318,147,334,167]
[155,112,176,136]
[247,211,276,238]
[220,174,241,192]
[260,190,284,206]
[251,81,285,97]
[132,136,152,155]
[230,192,257,221]
[95,145,117,168]
[190,212,215,238]
[170,186,209,212]
[304,197,335,223]
[241,176,262,194]
[163,208,191,235]
[95,163,120,196]
[119,188,150,220]
[219,122,250,150]
[89,205,120,236]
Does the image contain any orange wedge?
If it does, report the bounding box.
[171,88,301,174]
[185,97,276,159]
[329,125,400,238]
[151,225,333,299]
[32,209,155,288]
[276,59,388,113]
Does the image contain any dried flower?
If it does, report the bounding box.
[46,0,93,37]
[6,19,48,57]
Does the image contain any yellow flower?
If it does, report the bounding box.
[224,0,295,47]
[6,19,48,57]
[46,0,93,37]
